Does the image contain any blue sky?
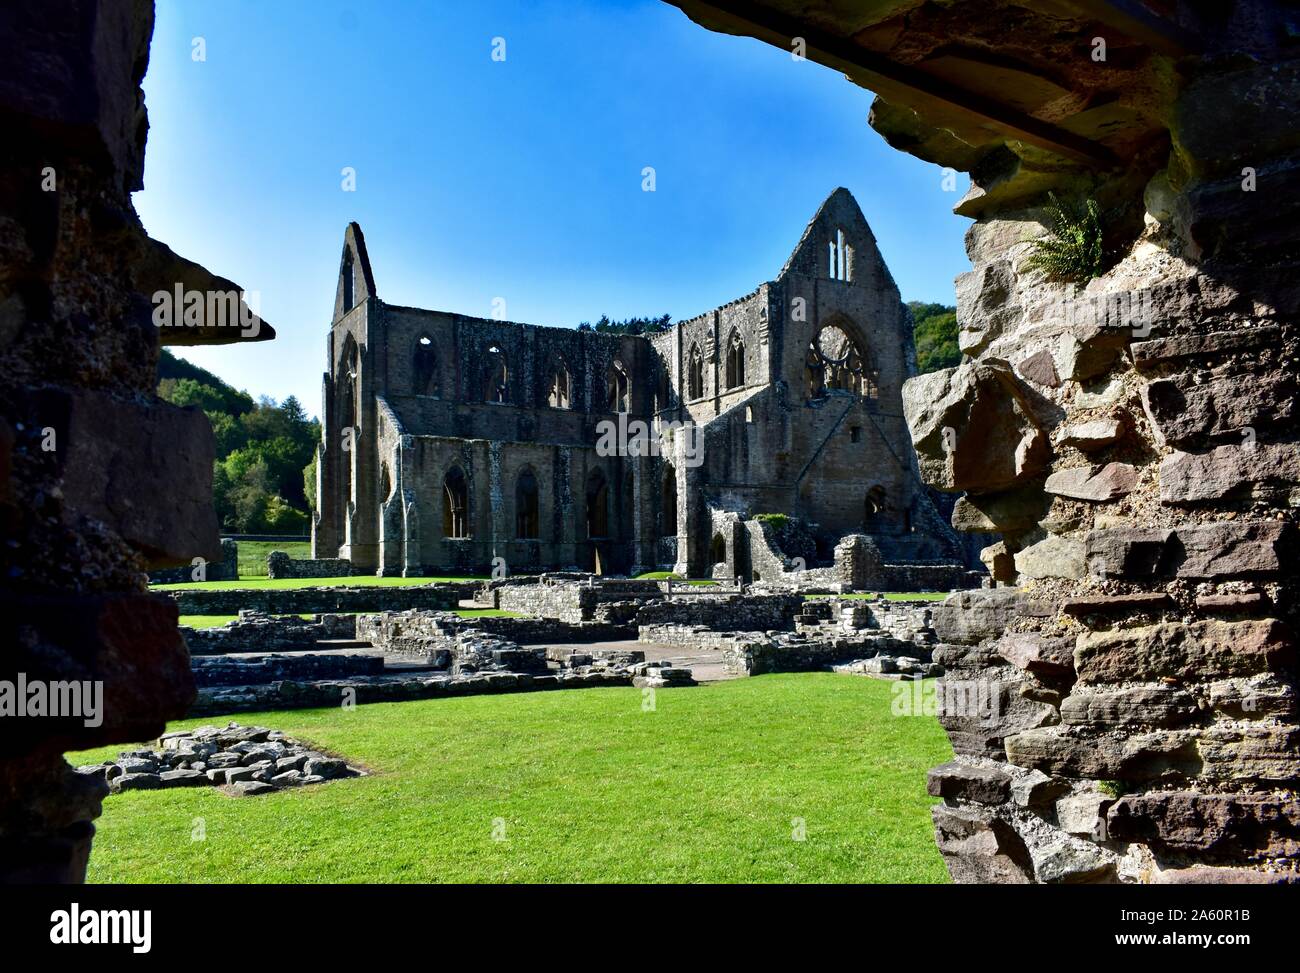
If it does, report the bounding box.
[142,0,971,416]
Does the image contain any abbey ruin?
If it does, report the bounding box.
[312,189,969,585]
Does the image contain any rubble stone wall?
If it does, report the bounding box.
[265,551,352,579]
[169,583,470,616]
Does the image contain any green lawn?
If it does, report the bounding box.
[233,540,311,577]
[178,608,521,629]
[72,674,952,883]
[153,574,486,592]
[635,571,718,586]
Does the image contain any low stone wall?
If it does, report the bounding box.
[266,551,351,579]
[169,583,473,616]
[190,653,384,687]
[149,538,239,584]
[637,623,931,676]
[496,582,595,622]
[633,593,802,631]
[191,668,635,716]
[355,610,633,652]
[496,580,665,622]
[832,534,978,592]
[182,611,357,655]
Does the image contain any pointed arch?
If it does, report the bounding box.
[413,334,438,396]
[443,466,469,538]
[585,469,609,539]
[546,355,571,409]
[864,484,887,530]
[806,319,878,400]
[687,342,704,400]
[484,345,509,403]
[829,227,854,281]
[341,250,355,311]
[660,463,677,539]
[341,333,359,427]
[606,360,629,412]
[515,468,540,539]
[724,330,746,389]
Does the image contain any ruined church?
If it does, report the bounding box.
[313,188,964,580]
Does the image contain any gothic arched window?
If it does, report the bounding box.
[805,322,878,400]
[484,345,509,403]
[547,357,571,409]
[516,470,539,539]
[586,469,609,539]
[443,466,469,538]
[607,360,629,413]
[413,334,438,396]
[687,343,704,400]
[725,331,745,390]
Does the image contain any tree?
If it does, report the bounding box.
[303,451,318,513]
[909,301,960,374]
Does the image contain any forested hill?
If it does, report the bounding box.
[157,350,319,534]
[908,301,959,374]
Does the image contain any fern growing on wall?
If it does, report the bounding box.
[1024,192,1105,284]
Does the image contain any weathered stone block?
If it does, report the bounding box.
[1045,462,1138,502]
[1013,533,1086,580]
[903,360,1050,493]
[995,632,1074,678]
[927,760,1012,805]
[1160,442,1300,504]
[1085,521,1295,580]
[58,389,221,567]
[1196,726,1300,783]
[1004,727,1202,781]
[1075,619,1293,685]
[1141,373,1297,448]
[1107,792,1300,860]
[1059,687,1199,728]
[931,805,1033,884]
[1057,418,1125,451]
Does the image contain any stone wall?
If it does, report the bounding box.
[191,653,384,687]
[169,583,470,616]
[182,611,358,655]
[638,624,932,677]
[633,592,803,631]
[495,577,664,622]
[266,551,352,579]
[355,609,633,655]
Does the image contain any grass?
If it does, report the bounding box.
[234,540,311,578]
[72,674,952,883]
[178,608,521,629]
[153,575,486,592]
[635,571,718,586]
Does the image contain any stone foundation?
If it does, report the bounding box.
[266,551,352,579]
[169,583,472,616]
